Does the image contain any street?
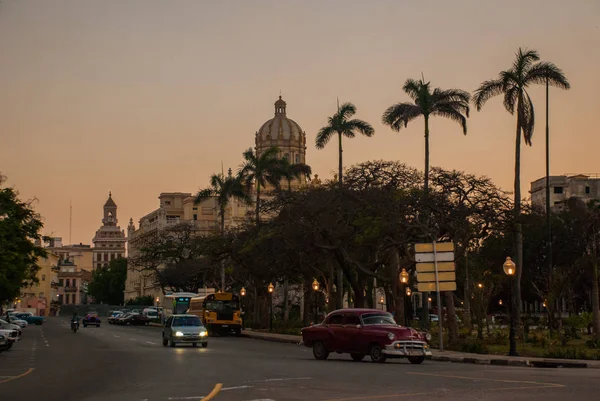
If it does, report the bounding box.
[0,318,599,401]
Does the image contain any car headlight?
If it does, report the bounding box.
[175,331,184,337]
[387,333,396,341]
[425,333,432,341]
[200,331,207,337]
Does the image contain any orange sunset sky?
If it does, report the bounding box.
[1,0,599,245]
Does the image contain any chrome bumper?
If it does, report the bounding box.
[383,340,432,357]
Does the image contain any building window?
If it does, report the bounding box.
[193,214,198,221]
[586,186,591,194]
[104,253,108,261]
[295,154,300,164]
[283,153,289,161]
[66,279,70,287]
[42,274,46,281]
[97,263,101,269]
[165,201,171,205]
[193,207,198,211]
[553,186,563,194]
[59,279,64,286]
[97,254,102,261]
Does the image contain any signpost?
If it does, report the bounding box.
[415,241,455,351]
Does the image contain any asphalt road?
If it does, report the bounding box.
[1,318,599,401]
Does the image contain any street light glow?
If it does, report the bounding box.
[312,279,319,291]
[379,296,384,304]
[503,256,516,276]
[399,268,409,284]
[267,283,274,293]
[405,287,412,296]
[477,283,483,288]
[240,287,246,297]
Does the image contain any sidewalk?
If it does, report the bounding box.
[241,330,600,368]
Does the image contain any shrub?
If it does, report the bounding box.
[586,338,600,349]
[455,339,489,354]
[487,329,508,345]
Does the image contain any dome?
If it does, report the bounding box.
[257,96,304,142]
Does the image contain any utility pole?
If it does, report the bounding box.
[545,77,552,277]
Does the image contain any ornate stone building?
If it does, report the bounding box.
[255,96,308,189]
[92,193,127,270]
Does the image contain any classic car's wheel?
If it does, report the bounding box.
[235,328,242,337]
[201,343,208,348]
[312,341,330,360]
[350,353,365,361]
[408,356,425,364]
[369,344,387,363]
[169,338,176,347]
[162,336,168,347]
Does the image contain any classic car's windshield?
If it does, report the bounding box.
[361,313,397,326]
[173,317,202,327]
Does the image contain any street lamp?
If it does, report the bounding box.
[312,279,319,323]
[268,283,274,332]
[404,287,412,326]
[400,269,409,284]
[239,287,246,329]
[379,296,385,310]
[240,287,246,297]
[477,283,483,289]
[405,287,412,297]
[503,256,518,356]
[499,299,503,305]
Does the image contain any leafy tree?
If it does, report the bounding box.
[473,47,570,336]
[126,295,153,306]
[195,172,252,290]
[88,258,127,305]
[239,146,285,225]
[316,102,374,186]
[0,174,46,306]
[382,78,470,193]
[278,158,312,192]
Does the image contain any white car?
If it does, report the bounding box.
[7,316,28,328]
[0,328,19,349]
[0,319,22,339]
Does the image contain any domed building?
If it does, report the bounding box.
[255,96,308,189]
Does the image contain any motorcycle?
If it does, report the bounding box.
[71,320,79,333]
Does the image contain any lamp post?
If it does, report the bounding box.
[267,283,274,332]
[405,287,412,325]
[312,279,319,323]
[240,287,246,329]
[379,296,385,311]
[503,256,518,356]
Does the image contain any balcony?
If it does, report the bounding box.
[51,266,60,273]
[50,281,60,289]
[64,286,78,293]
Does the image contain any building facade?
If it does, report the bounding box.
[531,174,600,211]
[255,96,308,189]
[19,251,60,316]
[46,238,94,272]
[92,193,127,270]
[55,258,92,306]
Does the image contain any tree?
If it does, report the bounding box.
[239,146,285,225]
[195,172,252,290]
[473,47,570,339]
[316,102,374,186]
[0,174,47,306]
[88,258,127,305]
[278,158,312,192]
[382,78,470,193]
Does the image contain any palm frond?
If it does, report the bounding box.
[432,100,470,118]
[337,102,357,120]
[519,91,535,145]
[345,119,374,138]
[209,173,224,189]
[382,103,422,131]
[502,86,519,114]
[514,47,540,75]
[403,78,424,101]
[194,188,214,205]
[433,88,471,104]
[259,146,280,162]
[473,79,504,110]
[315,125,336,149]
[432,107,468,135]
[525,62,570,90]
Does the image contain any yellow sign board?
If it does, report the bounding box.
[418,282,457,292]
[417,272,456,283]
[415,242,454,253]
[416,262,455,273]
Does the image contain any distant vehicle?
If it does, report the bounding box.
[7,316,28,328]
[301,309,432,364]
[71,320,79,333]
[188,292,243,336]
[108,312,123,324]
[0,333,7,353]
[83,313,101,327]
[116,312,149,326]
[0,328,19,348]
[162,314,208,348]
[14,312,45,325]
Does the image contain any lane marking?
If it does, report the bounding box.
[0,368,34,385]
[323,394,426,401]
[251,377,312,382]
[146,341,157,345]
[222,385,253,391]
[201,383,222,401]
[407,372,564,387]
[114,335,120,338]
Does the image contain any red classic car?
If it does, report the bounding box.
[301,309,432,364]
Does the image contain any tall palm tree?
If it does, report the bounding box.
[279,158,312,191]
[382,78,470,193]
[195,172,252,291]
[239,146,284,225]
[316,102,374,186]
[473,48,570,351]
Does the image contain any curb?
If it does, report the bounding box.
[241,332,302,345]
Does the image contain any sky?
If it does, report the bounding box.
[1,0,599,245]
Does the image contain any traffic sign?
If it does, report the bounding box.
[418,282,457,292]
[415,252,454,263]
[415,242,455,253]
[416,262,455,273]
[417,272,456,282]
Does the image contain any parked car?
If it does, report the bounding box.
[0,319,22,339]
[15,312,45,325]
[0,328,19,349]
[108,312,123,324]
[115,313,133,325]
[127,314,150,326]
[301,309,432,364]
[6,316,28,328]
[0,333,8,353]
[83,313,101,327]
[162,314,208,348]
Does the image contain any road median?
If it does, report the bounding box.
[241,330,600,368]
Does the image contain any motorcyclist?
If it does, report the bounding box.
[71,312,80,329]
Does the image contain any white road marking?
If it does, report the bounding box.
[222,385,254,391]
[252,377,311,382]
[146,341,157,345]
[244,399,275,401]
[167,396,205,400]
[114,335,120,338]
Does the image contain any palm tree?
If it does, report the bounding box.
[473,48,570,349]
[316,102,374,186]
[279,158,312,191]
[382,78,470,193]
[195,172,252,291]
[239,146,284,225]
